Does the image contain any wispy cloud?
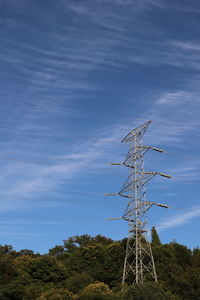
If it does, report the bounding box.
[0,123,126,211]
[0,0,199,209]
[171,41,200,51]
[1,0,200,122]
[157,206,200,232]
[0,81,199,213]
[155,91,195,106]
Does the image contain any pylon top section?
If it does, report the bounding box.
[121,120,151,143]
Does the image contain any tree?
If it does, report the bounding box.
[14,255,67,283]
[19,249,34,256]
[99,241,125,287]
[0,256,18,283]
[151,227,161,245]
[122,282,181,300]
[78,282,112,300]
[48,245,66,258]
[170,241,191,267]
[0,234,199,299]
[0,245,13,255]
[29,255,67,283]
[63,235,92,252]
[66,272,94,294]
[38,288,75,300]
[0,280,25,300]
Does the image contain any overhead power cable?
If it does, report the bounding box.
[0,156,119,167]
[0,124,119,142]
[0,189,104,195]
[0,124,87,139]
[0,149,122,162]
[0,215,106,220]
[0,196,120,203]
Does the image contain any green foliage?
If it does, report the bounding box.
[19,249,34,256]
[170,242,191,267]
[152,242,193,297]
[28,255,67,283]
[0,235,199,299]
[0,256,18,283]
[122,282,181,300]
[63,235,113,253]
[64,237,124,286]
[151,227,161,245]
[0,281,25,300]
[14,254,67,283]
[78,282,112,300]
[99,241,125,287]
[0,245,13,255]
[38,288,75,300]
[64,235,93,252]
[23,282,44,300]
[49,245,66,258]
[66,272,94,293]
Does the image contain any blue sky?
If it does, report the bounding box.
[0,0,200,253]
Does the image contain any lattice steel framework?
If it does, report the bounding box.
[106,121,171,285]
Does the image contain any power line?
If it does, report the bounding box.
[0,123,120,142]
[0,189,104,195]
[0,124,87,139]
[0,156,115,168]
[0,215,106,220]
[0,149,75,159]
[0,149,122,162]
[0,156,43,164]
[170,206,200,212]
[0,196,120,204]
[166,150,200,161]
[0,156,127,170]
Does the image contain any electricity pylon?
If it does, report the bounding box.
[106,121,171,285]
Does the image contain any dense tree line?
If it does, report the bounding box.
[0,229,199,299]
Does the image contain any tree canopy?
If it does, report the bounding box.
[0,231,198,299]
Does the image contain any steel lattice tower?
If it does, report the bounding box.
[106,121,171,285]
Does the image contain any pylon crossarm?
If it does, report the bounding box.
[123,162,135,169]
[140,174,157,185]
[120,173,160,193]
[121,121,152,143]
[104,193,119,196]
[119,193,133,198]
[125,148,149,161]
[143,201,170,209]
[159,173,172,178]
[104,191,134,199]
[107,217,122,221]
[109,163,123,166]
[141,203,154,213]
[124,201,154,214]
[136,145,165,153]
[143,171,171,179]
[155,202,170,208]
[122,217,135,222]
